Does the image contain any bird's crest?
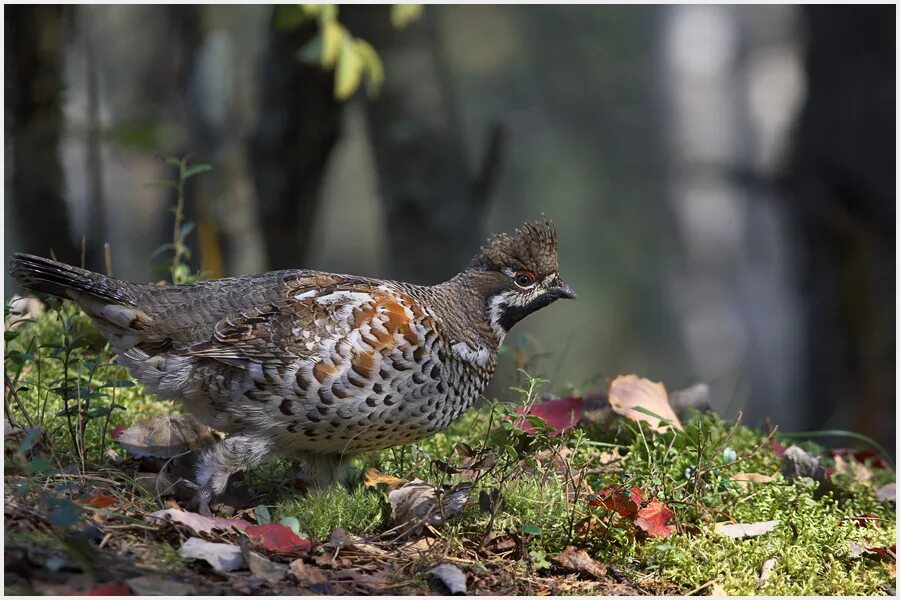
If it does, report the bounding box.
[470,218,559,276]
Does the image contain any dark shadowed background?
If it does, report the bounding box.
[4,5,895,451]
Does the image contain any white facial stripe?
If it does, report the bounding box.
[488,293,511,341]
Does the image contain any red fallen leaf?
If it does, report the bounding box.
[81,581,132,595]
[586,485,644,518]
[110,424,127,440]
[514,396,584,435]
[867,544,896,557]
[771,438,786,458]
[77,494,117,509]
[245,523,312,556]
[629,486,644,508]
[635,499,676,538]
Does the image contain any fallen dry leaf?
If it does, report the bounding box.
[848,541,897,559]
[81,581,132,595]
[574,515,607,538]
[326,527,354,549]
[731,473,776,489]
[515,396,584,434]
[325,528,391,557]
[553,546,607,579]
[832,448,891,471]
[245,523,312,556]
[833,454,873,483]
[597,447,624,465]
[388,479,469,532]
[179,537,245,572]
[243,546,289,583]
[125,575,195,596]
[710,582,728,596]
[117,415,219,459]
[867,544,897,558]
[483,531,522,557]
[429,562,467,594]
[587,485,643,518]
[608,375,683,433]
[331,568,393,593]
[635,499,676,538]
[147,508,250,535]
[77,494,117,509]
[364,468,408,493]
[290,559,329,584]
[876,483,896,503]
[757,557,777,588]
[714,520,779,539]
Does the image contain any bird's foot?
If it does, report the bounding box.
[194,485,214,517]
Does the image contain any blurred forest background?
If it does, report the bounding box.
[4,5,895,451]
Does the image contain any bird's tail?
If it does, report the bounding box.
[9,253,135,306]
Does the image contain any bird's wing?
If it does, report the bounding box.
[181,279,440,374]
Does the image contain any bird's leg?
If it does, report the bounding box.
[193,435,272,516]
[296,452,351,489]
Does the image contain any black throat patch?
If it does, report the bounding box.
[495,292,561,332]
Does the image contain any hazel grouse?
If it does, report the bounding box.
[10,219,575,515]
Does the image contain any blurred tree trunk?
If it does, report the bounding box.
[164,5,228,280]
[6,5,79,264]
[182,6,270,278]
[250,13,342,270]
[163,5,207,278]
[784,6,895,450]
[343,6,503,284]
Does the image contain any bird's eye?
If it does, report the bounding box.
[514,270,537,288]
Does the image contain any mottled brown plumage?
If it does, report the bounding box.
[9,218,574,515]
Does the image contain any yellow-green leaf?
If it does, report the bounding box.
[334,39,363,101]
[390,4,423,29]
[321,20,343,69]
[353,38,384,98]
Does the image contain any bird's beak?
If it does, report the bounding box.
[556,281,576,300]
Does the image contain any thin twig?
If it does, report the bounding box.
[5,373,34,427]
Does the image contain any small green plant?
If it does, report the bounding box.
[4,301,146,468]
[147,155,211,284]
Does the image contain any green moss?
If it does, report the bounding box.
[271,485,386,540]
[642,479,895,594]
[608,413,896,595]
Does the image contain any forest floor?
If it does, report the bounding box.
[4,301,897,596]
